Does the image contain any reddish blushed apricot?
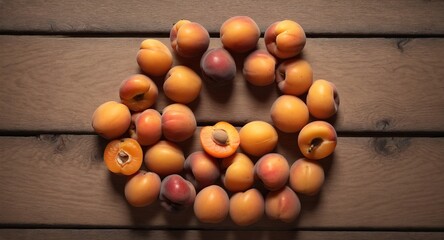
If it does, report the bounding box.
[161,103,197,142]
[184,151,220,189]
[254,153,290,191]
[200,121,240,158]
[103,138,143,175]
[200,48,236,86]
[220,16,260,53]
[265,186,301,223]
[129,109,162,146]
[170,20,210,57]
[160,174,196,211]
[119,74,158,112]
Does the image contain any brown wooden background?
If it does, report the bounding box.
[1,1,443,239]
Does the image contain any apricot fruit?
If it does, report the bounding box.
[144,140,185,176]
[119,74,158,112]
[276,58,313,96]
[161,103,197,142]
[164,65,202,104]
[184,151,220,189]
[298,121,337,160]
[306,79,340,119]
[229,188,264,226]
[137,39,173,76]
[124,170,161,207]
[239,121,278,157]
[264,20,306,59]
[265,186,301,223]
[221,153,254,192]
[243,49,277,86]
[159,174,196,211]
[220,16,260,53]
[92,101,131,140]
[270,95,309,133]
[289,158,325,196]
[254,153,290,191]
[200,121,240,158]
[170,19,210,58]
[104,138,143,175]
[200,48,236,86]
[194,185,230,223]
[129,109,162,146]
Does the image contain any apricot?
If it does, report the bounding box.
[298,121,337,160]
[194,185,230,223]
[103,138,143,175]
[265,186,301,223]
[91,101,131,140]
[270,95,309,133]
[161,103,197,142]
[276,58,313,96]
[124,170,161,207]
[119,74,158,112]
[164,65,202,104]
[129,109,162,146]
[306,79,340,119]
[184,151,220,189]
[254,153,290,191]
[221,153,254,192]
[243,49,277,86]
[137,39,173,76]
[200,48,236,86]
[264,20,306,59]
[200,121,240,158]
[160,174,196,211]
[144,140,185,176]
[229,188,264,226]
[289,158,325,196]
[170,20,210,58]
[220,16,260,53]
[239,121,278,157]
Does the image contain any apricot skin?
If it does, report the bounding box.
[170,20,210,58]
[239,121,278,157]
[243,50,277,86]
[264,20,306,59]
[290,158,325,196]
[124,170,161,207]
[265,186,301,223]
[220,16,260,53]
[306,79,340,119]
[159,174,196,211]
[144,140,185,176]
[254,153,290,191]
[92,101,131,140]
[137,39,173,77]
[129,109,162,146]
[276,59,313,96]
[164,65,202,104]
[161,103,197,142]
[298,121,337,160]
[119,74,158,112]
[200,48,236,86]
[221,153,255,192]
[194,185,230,223]
[270,95,309,133]
[184,151,220,189]
[229,188,264,226]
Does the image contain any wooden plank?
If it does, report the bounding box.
[0,134,443,229]
[1,36,443,132]
[0,229,443,240]
[0,0,443,35]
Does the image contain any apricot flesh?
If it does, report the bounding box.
[170,20,210,58]
[144,140,185,176]
[239,121,278,157]
[194,185,230,223]
[220,16,260,53]
[254,153,290,191]
[265,186,301,223]
[290,158,325,196]
[124,170,161,207]
[221,153,255,192]
[229,188,264,226]
[103,138,143,175]
[270,95,309,133]
[200,121,240,158]
[92,101,131,140]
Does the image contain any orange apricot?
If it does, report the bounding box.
[144,140,185,176]
[103,138,143,175]
[239,121,278,157]
[91,101,131,140]
[200,121,240,158]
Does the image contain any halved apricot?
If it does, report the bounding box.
[103,138,143,175]
[200,121,240,158]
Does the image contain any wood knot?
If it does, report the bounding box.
[372,137,411,156]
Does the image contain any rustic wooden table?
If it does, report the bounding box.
[1,1,444,239]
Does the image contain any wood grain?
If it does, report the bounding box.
[1,36,443,133]
[0,229,443,240]
[0,0,443,35]
[0,134,443,229]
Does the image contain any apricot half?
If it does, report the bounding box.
[200,121,240,158]
[104,138,143,175]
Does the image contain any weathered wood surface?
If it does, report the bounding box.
[0,134,443,229]
[1,0,444,35]
[0,229,443,240]
[1,36,443,133]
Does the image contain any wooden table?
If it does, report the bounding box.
[1,1,443,239]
